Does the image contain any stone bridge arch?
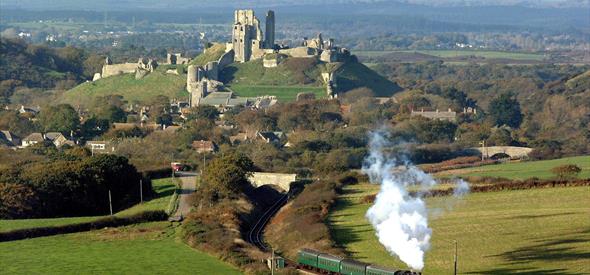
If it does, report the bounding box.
[471,146,533,159]
[248,172,296,192]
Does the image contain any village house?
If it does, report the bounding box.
[86,141,116,154]
[410,108,457,122]
[21,133,45,147]
[256,131,285,144]
[192,140,217,153]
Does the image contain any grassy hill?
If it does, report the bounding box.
[60,45,401,106]
[189,43,226,67]
[220,56,401,98]
[329,183,590,274]
[435,155,590,180]
[60,68,188,107]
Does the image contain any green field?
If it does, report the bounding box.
[436,155,590,180]
[60,70,188,107]
[0,222,241,274]
[228,85,326,102]
[0,178,177,233]
[329,184,590,274]
[355,50,545,61]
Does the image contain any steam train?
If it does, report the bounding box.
[297,248,422,275]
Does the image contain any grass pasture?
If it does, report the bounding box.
[354,50,545,61]
[0,178,177,233]
[228,84,326,102]
[0,222,241,274]
[436,155,590,180]
[329,184,590,274]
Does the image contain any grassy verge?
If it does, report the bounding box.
[228,84,326,102]
[435,155,590,180]
[0,222,241,274]
[0,178,177,233]
[329,183,590,274]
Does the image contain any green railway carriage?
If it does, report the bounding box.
[366,265,401,275]
[297,248,321,268]
[317,253,343,273]
[296,248,421,275]
[341,259,368,275]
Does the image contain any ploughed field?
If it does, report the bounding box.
[329,183,590,274]
[434,155,590,180]
[0,221,241,274]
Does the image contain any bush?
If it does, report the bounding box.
[551,164,582,180]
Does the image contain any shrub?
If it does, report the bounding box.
[551,164,582,180]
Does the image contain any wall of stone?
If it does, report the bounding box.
[248,172,297,191]
[101,63,138,78]
[279,47,319,58]
[218,50,235,68]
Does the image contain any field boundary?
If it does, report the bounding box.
[0,210,167,242]
[362,179,590,203]
[166,178,182,215]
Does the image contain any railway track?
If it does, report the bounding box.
[247,193,289,250]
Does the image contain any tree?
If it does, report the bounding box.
[488,93,523,128]
[202,152,254,199]
[189,105,219,121]
[551,164,581,180]
[37,104,79,133]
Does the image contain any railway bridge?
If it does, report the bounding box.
[471,146,533,159]
[248,172,297,192]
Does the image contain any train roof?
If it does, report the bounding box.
[341,258,369,268]
[366,264,400,272]
[318,253,343,261]
[299,248,322,256]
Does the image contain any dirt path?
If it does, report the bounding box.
[174,172,197,219]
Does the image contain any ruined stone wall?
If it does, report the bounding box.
[218,50,235,68]
[101,63,138,78]
[279,47,318,58]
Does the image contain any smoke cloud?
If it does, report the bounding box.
[363,129,469,271]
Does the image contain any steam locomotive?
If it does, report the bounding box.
[297,248,422,275]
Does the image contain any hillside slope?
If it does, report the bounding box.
[60,68,188,107]
[220,56,401,97]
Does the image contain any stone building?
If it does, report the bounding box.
[229,9,276,62]
[411,108,457,122]
[166,53,191,65]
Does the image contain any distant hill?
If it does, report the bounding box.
[0,38,92,105]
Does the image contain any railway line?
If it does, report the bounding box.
[247,193,289,250]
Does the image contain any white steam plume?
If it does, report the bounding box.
[363,130,469,271]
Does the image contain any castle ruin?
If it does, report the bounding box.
[227,9,276,62]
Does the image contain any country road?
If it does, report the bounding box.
[174,172,197,218]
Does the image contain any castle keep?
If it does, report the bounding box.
[228,9,276,62]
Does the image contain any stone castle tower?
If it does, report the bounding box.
[265,10,275,49]
[231,9,275,62]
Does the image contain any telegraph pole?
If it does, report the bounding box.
[108,189,113,216]
[271,249,275,275]
[454,240,458,275]
[139,179,143,203]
